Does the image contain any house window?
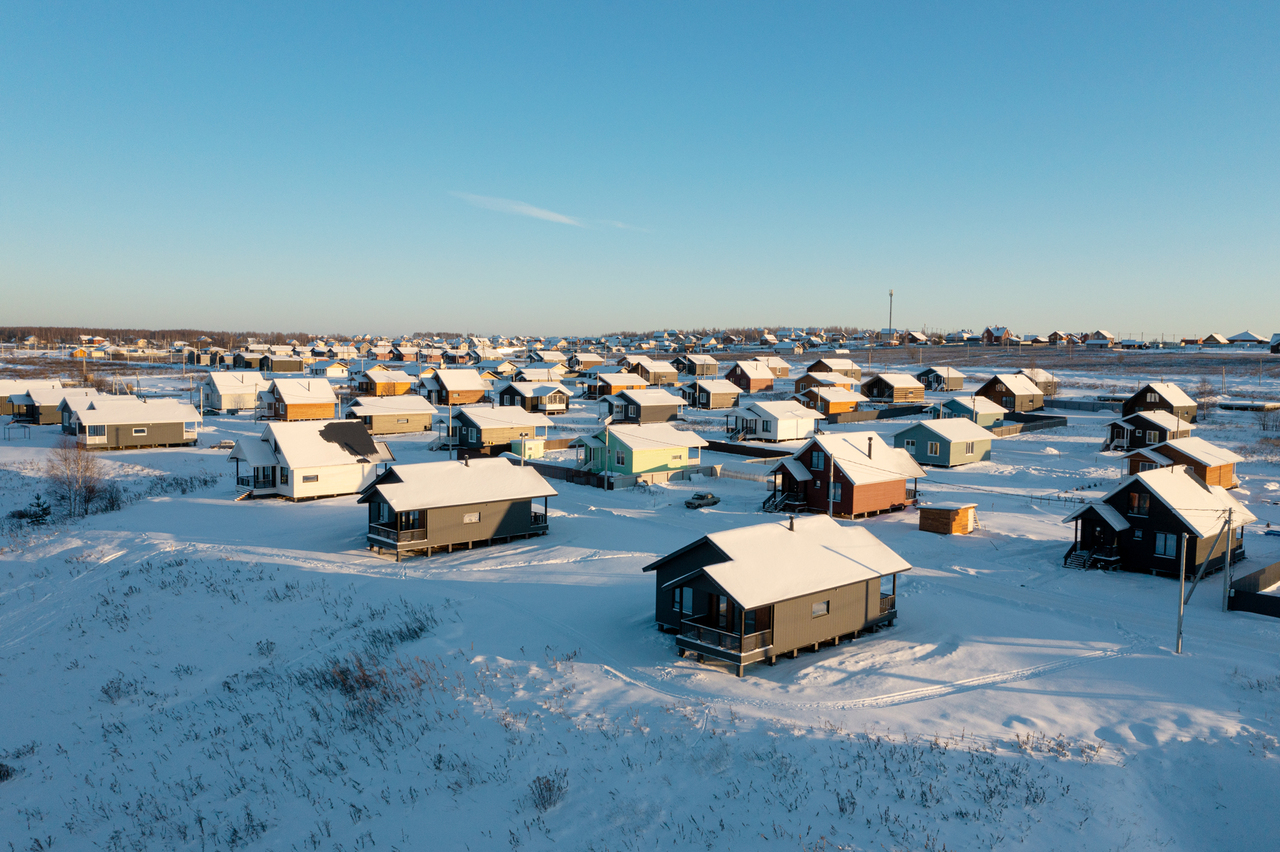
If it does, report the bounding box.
[811,450,826,471]
[1139,462,1158,472]
[964,442,975,455]
[1146,392,1158,402]
[688,447,699,461]
[700,393,708,403]
[88,425,106,437]
[1154,532,1177,557]
[616,451,625,467]
[831,482,842,502]
[132,427,147,436]
[717,595,730,628]
[1133,529,1143,540]
[401,510,423,529]
[927,442,940,456]
[468,427,477,442]
[762,420,772,433]
[280,467,289,484]
[503,395,511,406]
[1147,430,1158,444]
[397,418,409,424]
[811,600,829,618]
[462,512,480,524]
[1128,492,1150,516]
[628,405,637,417]
[904,439,916,452]
[673,587,693,614]
[302,474,318,483]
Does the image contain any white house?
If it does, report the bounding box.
[729,400,823,442]
[229,420,395,500]
[203,372,272,412]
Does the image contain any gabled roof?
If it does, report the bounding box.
[810,358,857,371]
[1017,368,1055,382]
[73,398,201,427]
[1134,382,1195,408]
[359,458,556,512]
[730,360,775,380]
[514,367,566,382]
[1107,410,1192,433]
[233,420,394,469]
[591,372,649,388]
[1063,501,1131,532]
[986,374,1043,396]
[901,418,995,443]
[865,372,925,389]
[595,423,708,452]
[940,396,1006,415]
[644,515,912,610]
[435,369,489,392]
[501,381,571,399]
[18,387,98,406]
[679,353,719,365]
[687,379,741,395]
[614,388,684,407]
[1149,437,1243,467]
[454,405,553,431]
[796,387,867,404]
[357,369,415,384]
[1203,333,1230,344]
[1097,466,1254,537]
[270,379,338,405]
[0,379,62,397]
[347,396,437,415]
[797,371,856,386]
[777,432,926,485]
[917,366,965,379]
[738,400,821,421]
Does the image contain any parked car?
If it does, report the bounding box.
[685,492,720,509]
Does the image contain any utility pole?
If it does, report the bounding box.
[888,289,894,339]
[1176,532,1187,654]
[1222,508,1233,613]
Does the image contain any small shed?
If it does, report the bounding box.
[919,503,978,535]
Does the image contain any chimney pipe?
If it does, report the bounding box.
[788,515,795,531]
[867,437,873,459]
[464,455,469,466]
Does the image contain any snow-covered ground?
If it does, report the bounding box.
[2,361,1280,851]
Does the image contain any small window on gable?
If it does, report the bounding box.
[927,442,940,456]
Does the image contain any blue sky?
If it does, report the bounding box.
[2,2,1277,337]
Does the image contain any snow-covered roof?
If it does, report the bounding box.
[731,361,775,380]
[1099,466,1254,537]
[436,369,489,392]
[681,354,719,365]
[357,370,415,384]
[866,372,925,389]
[502,381,571,399]
[798,371,856,386]
[361,458,557,512]
[0,379,62,397]
[1228,331,1263,342]
[1152,437,1243,467]
[454,405,553,431]
[919,366,965,379]
[1138,382,1195,408]
[515,367,566,382]
[1017,368,1054,382]
[989,374,1043,396]
[651,515,912,610]
[233,420,394,469]
[777,432,927,485]
[688,379,741,395]
[347,396,437,415]
[797,387,867,404]
[75,398,201,427]
[603,423,708,452]
[19,387,98,406]
[752,356,789,369]
[615,388,685,407]
[941,396,1007,415]
[270,379,338,406]
[905,418,995,443]
[592,373,649,388]
[740,400,821,421]
[1109,410,1192,433]
[1063,501,1131,532]
[810,358,857,371]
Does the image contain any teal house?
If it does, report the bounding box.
[893,419,995,467]
[932,396,1007,428]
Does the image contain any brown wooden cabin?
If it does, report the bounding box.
[360,457,556,560]
[603,388,686,424]
[793,372,857,394]
[354,370,415,397]
[1063,465,1252,576]
[643,515,911,676]
[259,379,339,421]
[1122,438,1241,488]
[233,352,264,370]
[765,433,925,519]
[806,358,860,380]
[452,405,551,450]
[916,367,965,392]
[792,386,865,417]
[1122,382,1197,423]
[260,354,306,373]
[725,361,776,393]
[427,369,488,406]
[682,378,742,410]
[672,353,719,377]
[583,371,649,400]
[861,373,925,404]
[751,356,791,378]
[622,357,679,386]
[975,373,1043,413]
[918,503,977,535]
[345,396,438,435]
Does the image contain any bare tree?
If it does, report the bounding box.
[45,437,105,517]
[1195,378,1217,422]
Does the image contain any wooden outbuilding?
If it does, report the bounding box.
[257,379,339,421]
[346,395,438,435]
[1122,382,1197,423]
[672,353,720,376]
[918,503,978,535]
[725,361,776,393]
[806,358,860,380]
[793,386,866,417]
[861,373,925,404]
[793,371,858,394]
[682,378,742,410]
[916,367,965,392]
[975,373,1044,412]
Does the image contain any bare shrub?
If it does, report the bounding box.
[45,437,105,517]
[529,769,568,812]
[0,762,14,782]
[100,674,141,704]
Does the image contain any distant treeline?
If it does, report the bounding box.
[1,327,463,348]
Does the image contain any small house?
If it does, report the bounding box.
[346,395,438,435]
[682,378,742,410]
[571,423,708,480]
[672,353,719,376]
[260,353,306,373]
[1017,368,1058,396]
[308,360,349,379]
[61,398,200,449]
[792,386,866,417]
[1122,437,1242,488]
[353,370,416,397]
[1202,333,1230,346]
[621,355,679,386]
[13,387,99,425]
[932,396,1007,428]
[568,352,605,372]
[893,419,994,467]
[229,420,395,500]
[1101,411,1195,451]
[725,360,776,394]
[728,400,822,442]
[513,365,567,383]
[497,381,573,415]
[603,388,686,424]
[975,373,1044,412]
[981,326,1013,346]
[642,515,911,676]
[584,371,649,400]
[232,352,264,370]
[915,366,965,392]
[258,379,339,421]
[0,379,62,417]
[452,406,551,451]
[1270,333,1280,355]
[918,503,978,535]
[423,369,489,406]
[765,433,925,518]
[793,372,858,394]
[751,356,791,378]
[1062,465,1253,576]
[359,458,556,559]
[1122,382,1197,423]
[861,373,926,404]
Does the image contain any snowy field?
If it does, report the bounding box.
[2,355,1280,851]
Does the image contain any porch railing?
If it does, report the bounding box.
[236,476,274,489]
[679,619,772,654]
[879,594,896,615]
[531,512,547,528]
[368,524,427,543]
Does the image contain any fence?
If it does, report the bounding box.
[704,440,792,459]
[1228,561,1280,619]
[989,414,1070,437]
[826,404,929,424]
[1045,400,1121,413]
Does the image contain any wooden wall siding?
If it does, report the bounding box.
[976,385,1042,412]
[726,368,773,393]
[101,421,192,449]
[771,579,876,654]
[444,390,486,405]
[1122,397,1196,423]
[851,479,907,515]
[617,403,681,424]
[864,379,923,403]
[30,406,64,425]
[360,381,412,396]
[414,499,539,550]
[688,391,738,409]
[363,413,433,434]
[787,465,906,517]
[459,423,546,447]
[1153,445,1235,488]
[280,402,337,421]
[919,506,976,535]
